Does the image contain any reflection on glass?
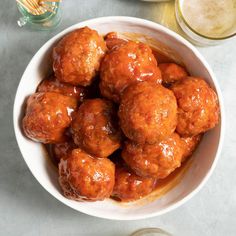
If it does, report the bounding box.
[130,228,172,236]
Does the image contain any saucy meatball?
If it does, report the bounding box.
[112,163,156,202]
[171,77,220,136]
[181,135,202,162]
[104,32,128,51]
[122,133,183,179]
[119,82,177,144]
[52,139,77,162]
[22,92,77,143]
[159,63,188,85]
[53,27,107,86]
[71,99,121,158]
[59,148,115,201]
[37,76,87,103]
[100,41,162,103]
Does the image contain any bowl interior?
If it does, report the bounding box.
[13,17,223,220]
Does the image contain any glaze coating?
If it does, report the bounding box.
[59,148,115,201]
[100,41,162,103]
[22,92,77,143]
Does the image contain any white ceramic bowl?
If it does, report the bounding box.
[13,16,224,220]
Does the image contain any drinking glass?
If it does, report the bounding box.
[175,0,236,46]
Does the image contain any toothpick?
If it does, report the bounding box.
[17,0,38,15]
[40,0,61,3]
[16,0,32,13]
[25,0,41,14]
[28,0,41,14]
[41,3,56,13]
[16,0,59,15]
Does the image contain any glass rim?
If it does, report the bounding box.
[17,2,59,21]
[130,228,172,236]
[176,0,236,40]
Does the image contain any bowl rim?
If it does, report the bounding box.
[13,16,225,220]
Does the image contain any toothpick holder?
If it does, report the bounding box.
[16,1,62,30]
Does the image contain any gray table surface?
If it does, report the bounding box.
[1,0,236,235]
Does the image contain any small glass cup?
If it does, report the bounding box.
[175,0,236,46]
[17,1,61,30]
[130,228,172,236]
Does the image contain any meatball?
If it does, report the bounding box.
[122,133,183,179]
[22,92,77,143]
[112,164,156,202]
[181,135,202,162]
[52,139,77,162]
[100,41,162,103]
[71,99,121,158]
[119,82,177,144]
[53,27,107,86]
[171,77,220,136]
[159,63,188,85]
[104,32,128,51]
[37,76,87,103]
[59,148,115,201]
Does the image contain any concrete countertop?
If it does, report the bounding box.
[0,0,235,235]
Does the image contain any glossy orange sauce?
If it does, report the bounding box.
[108,33,191,205]
[121,32,185,65]
[138,158,192,206]
[44,141,192,206]
[109,158,192,207]
[42,33,192,205]
[152,48,176,64]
